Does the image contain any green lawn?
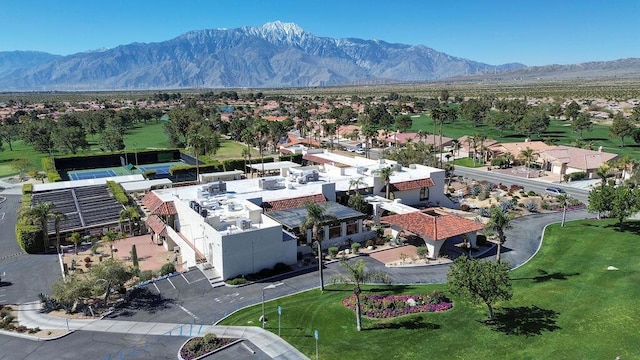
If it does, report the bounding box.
[0,140,49,177]
[0,121,172,177]
[208,139,259,161]
[409,113,640,159]
[452,157,484,168]
[220,219,640,359]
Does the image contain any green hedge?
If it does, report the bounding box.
[106,181,129,205]
[22,183,33,194]
[279,153,303,164]
[169,163,224,177]
[41,157,62,182]
[16,192,42,253]
[143,170,157,179]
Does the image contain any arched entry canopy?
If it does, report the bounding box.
[381,209,484,259]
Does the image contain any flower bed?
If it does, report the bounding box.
[179,333,238,360]
[342,291,453,319]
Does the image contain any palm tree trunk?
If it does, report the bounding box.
[561,206,567,227]
[195,151,200,184]
[496,242,502,262]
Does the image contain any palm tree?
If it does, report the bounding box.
[241,147,249,175]
[519,147,537,177]
[241,128,255,176]
[69,232,82,255]
[450,139,461,156]
[374,166,396,199]
[300,203,337,292]
[348,177,365,195]
[596,164,611,188]
[485,207,513,262]
[187,129,207,184]
[558,194,569,227]
[254,120,270,175]
[332,259,391,331]
[361,125,377,159]
[52,212,68,253]
[119,206,140,235]
[21,201,60,251]
[102,230,119,258]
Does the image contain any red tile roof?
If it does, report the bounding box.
[146,214,167,236]
[382,178,435,193]
[153,201,177,216]
[263,194,327,212]
[382,209,483,241]
[141,192,163,212]
[303,153,332,164]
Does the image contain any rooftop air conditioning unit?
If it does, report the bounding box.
[236,218,252,230]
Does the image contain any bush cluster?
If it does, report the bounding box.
[180,333,237,360]
[106,181,129,204]
[342,291,453,319]
[563,171,587,182]
[225,262,293,285]
[41,157,62,182]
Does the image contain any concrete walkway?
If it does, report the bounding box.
[17,302,309,360]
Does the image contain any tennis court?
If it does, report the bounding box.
[137,161,185,175]
[69,169,117,180]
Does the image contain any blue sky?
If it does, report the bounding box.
[3,0,638,66]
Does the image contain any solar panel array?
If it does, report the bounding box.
[31,185,124,235]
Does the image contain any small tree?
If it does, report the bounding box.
[332,259,391,331]
[102,230,119,258]
[447,255,512,321]
[69,232,82,255]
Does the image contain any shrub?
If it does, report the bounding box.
[499,184,508,191]
[564,171,586,182]
[509,184,523,192]
[569,198,583,207]
[15,325,27,333]
[160,262,176,276]
[470,185,482,196]
[460,204,470,212]
[41,157,62,182]
[273,262,291,273]
[375,237,386,246]
[84,256,91,263]
[478,191,489,201]
[139,270,153,282]
[524,201,538,212]
[527,190,538,197]
[328,247,339,259]
[226,277,248,285]
[365,240,375,248]
[541,201,551,210]
[477,207,490,217]
[483,183,494,192]
[143,170,157,179]
[351,242,361,254]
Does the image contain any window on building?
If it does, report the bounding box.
[329,224,342,239]
[420,187,429,201]
[346,221,358,235]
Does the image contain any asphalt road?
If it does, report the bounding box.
[453,167,591,204]
[0,194,62,305]
[0,331,188,360]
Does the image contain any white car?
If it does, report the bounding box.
[545,187,568,197]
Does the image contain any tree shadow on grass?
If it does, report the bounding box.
[605,221,640,236]
[483,305,560,337]
[367,285,409,295]
[368,316,440,331]
[512,269,580,283]
[109,287,174,317]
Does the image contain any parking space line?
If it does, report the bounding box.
[189,277,206,284]
[181,273,190,284]
[177,304,199,320]
[167,277,176,289]
[153,282,160,293]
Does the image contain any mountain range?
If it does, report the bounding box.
[0,21,637,91]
